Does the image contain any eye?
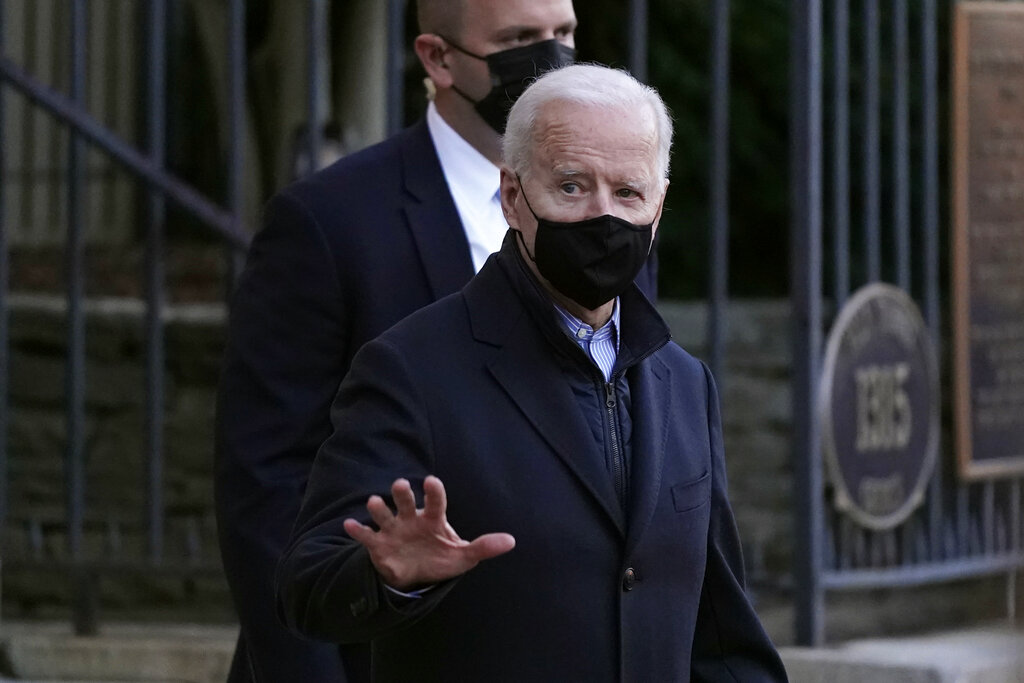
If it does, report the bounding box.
[616,188,640,199]
[509,30,540,46]
[560,182,581,195]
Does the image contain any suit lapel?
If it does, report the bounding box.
[624,355,672,554]
[485,313,622,532]
[400,120,475,299]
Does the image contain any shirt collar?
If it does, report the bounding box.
[553,298,621,352]
[426,101,501,209]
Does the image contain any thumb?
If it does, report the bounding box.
[464,532,516,563]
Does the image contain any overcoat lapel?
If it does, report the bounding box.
[465,243,628,535]
[487,331,627,536]
[399,121,475,299]
[624,354,672,554]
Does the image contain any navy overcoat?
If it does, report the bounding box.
[277,239,785,683]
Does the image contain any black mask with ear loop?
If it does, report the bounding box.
[514,177,654,310]
[440,36,576,134]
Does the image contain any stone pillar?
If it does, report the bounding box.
[185,0,390,223]
[331,0,389,154]
[2,0,139,247]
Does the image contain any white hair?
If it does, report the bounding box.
[502,63,673,180]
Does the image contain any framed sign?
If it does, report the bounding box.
[819,284,940,531]
[953,2,1024,479]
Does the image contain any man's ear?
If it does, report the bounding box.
[499,168,521,226]
[413,34,454,89]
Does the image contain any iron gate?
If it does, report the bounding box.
[790,0,1024,646]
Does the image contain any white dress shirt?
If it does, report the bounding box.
[426,102,507,273]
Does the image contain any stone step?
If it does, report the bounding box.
[2,619,1021,683]
[780,625,1024,683]
[0,621,235,683]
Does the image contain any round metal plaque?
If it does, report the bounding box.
[819,283,940,530]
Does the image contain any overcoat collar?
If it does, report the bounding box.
[400,119,476,300]
[622,354,672,554]
[464,235,673,539]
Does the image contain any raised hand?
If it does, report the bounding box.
[343,475,516,591]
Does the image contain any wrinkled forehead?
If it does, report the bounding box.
[527,100,660,174]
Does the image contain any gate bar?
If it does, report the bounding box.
[707,0,730,381]
[387,0,407,136]
[1010,481,1021,621]
[66,0,87,566]
[144,0,167,565]
[921,0,940,337]
[832,0,850,308]
[790,0,825,647]
[823,553,1024,588]
[862,0,881,283]
[306,0,328,176]
[67,0,96,637]
[0,0,8,527]
[921,0,944,562]
[893,0,910,290]
[628,0,648,83]
[225,0,246,287]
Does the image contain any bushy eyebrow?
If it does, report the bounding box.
[494,25,540,42]
[555,19,578,35]
[548,169,652,194]
[493,19,577,44]
[551,168,586,179]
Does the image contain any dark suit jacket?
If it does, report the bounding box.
[277,238,786,683]
[215,118,660,682]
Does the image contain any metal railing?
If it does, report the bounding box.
[0,0,662,635]
[0,0,252,634]
[790,0,1023,645]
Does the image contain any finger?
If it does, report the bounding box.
[464,532,516,562]
[391,478,417,519]
[343,518,377,546]
[421,475,448,521]
[366,495,395,529]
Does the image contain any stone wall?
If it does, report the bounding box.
[5,294,230,619]
[3,294,1018,642]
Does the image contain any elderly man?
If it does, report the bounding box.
[214,2,663,681]
[277,64,786,682]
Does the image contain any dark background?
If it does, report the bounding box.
[164,0,952,302]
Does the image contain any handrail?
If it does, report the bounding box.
[0,55,249,251]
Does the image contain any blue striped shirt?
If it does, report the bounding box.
[553,299,621,382]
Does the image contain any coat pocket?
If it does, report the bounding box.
[670,471,711,513]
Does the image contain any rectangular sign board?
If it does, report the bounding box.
[953,2,1024,479]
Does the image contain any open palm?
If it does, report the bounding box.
[343,475,516,591]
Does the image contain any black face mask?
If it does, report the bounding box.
[441,37,576,134]
[515,179,655,310]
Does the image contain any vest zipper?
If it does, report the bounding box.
[604,379,626,506]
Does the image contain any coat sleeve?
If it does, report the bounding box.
[690,363,789,683]
[214,190,352,682]
[276,335,458,645]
